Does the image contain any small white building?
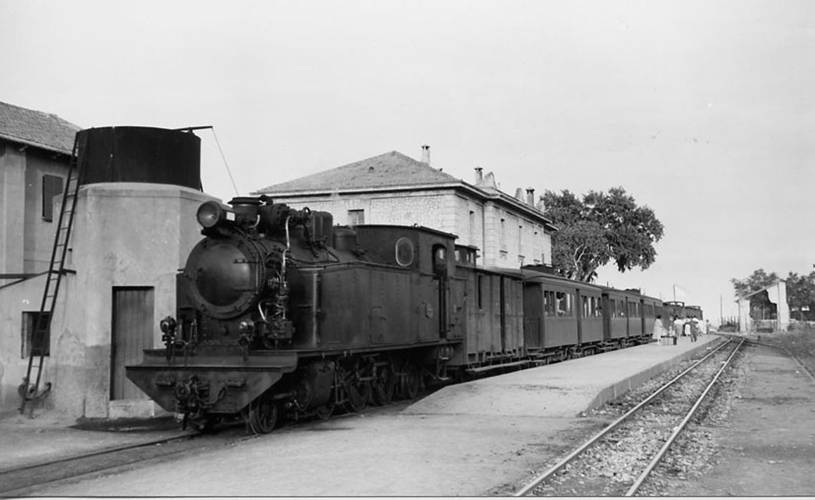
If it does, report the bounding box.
[255,149,557,268]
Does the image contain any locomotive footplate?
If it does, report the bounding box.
[125,350,299,415]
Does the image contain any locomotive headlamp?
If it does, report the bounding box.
[159,316,177,334]
[196,201,233,229]
[239,319,255,334]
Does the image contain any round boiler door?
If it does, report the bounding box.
[186,239,259,317]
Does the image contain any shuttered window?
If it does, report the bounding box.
[347,209,364,226]
[42,174,64,222]
[21,311,51,357]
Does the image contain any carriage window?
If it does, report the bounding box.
[582,296,589,317]
[395,237,414,267]
[592,297,602,317]
[609,299,617,318]
[617,300,626,317]
[555,291,572,317]
[544,290,556,316]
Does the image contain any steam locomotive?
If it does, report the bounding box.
[126,196,693,432]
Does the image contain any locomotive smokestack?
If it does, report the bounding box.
[421,145,430,165]
[474,167,483,184]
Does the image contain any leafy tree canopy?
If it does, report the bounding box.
[785,271,815,309]
[730,268,780,298]
[542,187,664,282]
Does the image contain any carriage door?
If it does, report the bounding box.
[575,289,584,346]
[111,287,154,400]
[432,245,449,339]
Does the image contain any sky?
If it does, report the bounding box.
[2,0,813,324]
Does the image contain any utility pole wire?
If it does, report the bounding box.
[210,127,240,196]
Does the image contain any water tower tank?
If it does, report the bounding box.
[76,126,201,190]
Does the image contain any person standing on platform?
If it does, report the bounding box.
[672,316,684,342]
[652,315,668,343]
[689,318,699,342]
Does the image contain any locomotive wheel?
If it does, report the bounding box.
[189,416,217,433]
[372,365,396,405]
[247,398,278,434]
[315,404,334,420]
[346,381,371,412]
[403,364,421,400]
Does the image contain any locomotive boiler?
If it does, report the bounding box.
[126,196,460,432]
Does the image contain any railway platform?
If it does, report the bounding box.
[406,333,723,418]
[0,334,724,494]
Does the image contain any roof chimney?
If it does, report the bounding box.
[421,145,430,165]
[536,195,546,212]
[514,187,524,200]
[526,187,535,206]
[474,167,483,184]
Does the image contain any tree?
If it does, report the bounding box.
[786,271,815,320]
[543,187,664,282]
[730,268,779,298]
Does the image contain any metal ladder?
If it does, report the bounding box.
[19,134,84,416]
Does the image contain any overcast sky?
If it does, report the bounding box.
[2,0,813,323]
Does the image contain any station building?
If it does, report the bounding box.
[0,112,215,418]
[255,148,557,268]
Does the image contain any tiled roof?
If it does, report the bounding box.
[0,101,81,155]
[255,149,558,231]
[254,151,462,194]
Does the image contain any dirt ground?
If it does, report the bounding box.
[26,403,600,496]
[18,335,815,496]
[665,342,815,496]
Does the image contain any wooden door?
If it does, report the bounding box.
[111,287,154,400]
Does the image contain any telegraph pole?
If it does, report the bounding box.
[720,294,723,325]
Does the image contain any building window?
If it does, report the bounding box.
[500,218,506,250]
[477,275,484,309]
[347,209,364,226]
[42,174,64,222]
[21,311,51,358]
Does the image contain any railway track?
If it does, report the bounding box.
[0,432,204,496]
[0,399,414,496]
[515,337,744,497]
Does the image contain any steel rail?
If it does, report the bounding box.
[625,337,744,496]
[727,333,815,384]
[514,338,731,496]
[769,344,815,383]
[0,432,193,477]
